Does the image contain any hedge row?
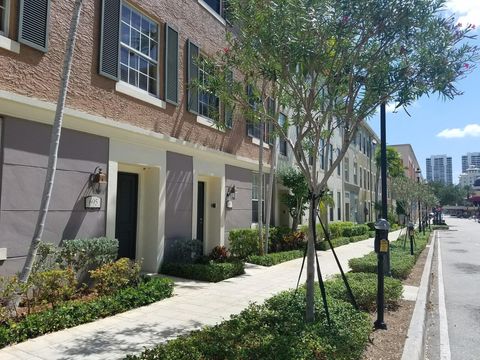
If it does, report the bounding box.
[432,224,449,230]
[317,233,371,251]
[349,230,431,279]
[161,261,245,282]
[125,289,371,360]
[324,272,403,312]
[247,250,304,266]
[0,277,174,348]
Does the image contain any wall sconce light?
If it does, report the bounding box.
[90,167,108,194]
[226,185,236,200]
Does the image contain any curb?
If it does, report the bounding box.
[401,231,436,360]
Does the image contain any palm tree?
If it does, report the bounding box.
[14,0,85,304]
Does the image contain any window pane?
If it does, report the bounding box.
[129,68,138,86]
[131,29,140,50]
[120,47,128,65]
[129,52,138,69]
[121,5,130,23]
[139,74,148,91]
[131,11,141,30]
[121,23,130,45]
[150,41,158,61]
[120,64,128,82]
[139,58,148,75]
[141,34,149,56]
[141,18,150,35]
[148,77,156,95]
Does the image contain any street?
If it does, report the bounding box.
[425,216,480,360]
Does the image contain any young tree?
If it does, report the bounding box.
[206,0,478,322]
[278,167,309,231]
[14,0,85,305]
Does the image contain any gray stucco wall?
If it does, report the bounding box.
[0,117,109,276]
[225,165,253,245]
[164,151,193,262]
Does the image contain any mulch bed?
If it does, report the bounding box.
[362,233,432,360]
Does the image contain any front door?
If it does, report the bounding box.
[196,181,205,244]
[115,172,138,259]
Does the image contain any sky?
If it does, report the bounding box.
[367,0,480,184]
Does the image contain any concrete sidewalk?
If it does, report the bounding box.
[0,229,403,360]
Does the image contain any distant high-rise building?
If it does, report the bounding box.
[426,155,452,185]
[461,152,480,173]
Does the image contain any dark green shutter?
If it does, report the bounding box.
[165,24,179,105]
[224,70,233,128]
[99,0,120,80]
[187,40,199,114]
[18,0,50,52]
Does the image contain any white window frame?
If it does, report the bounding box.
[198,57,220,121]
[252,172,265,224]
[119,2,159,97]
[0,0,9,37]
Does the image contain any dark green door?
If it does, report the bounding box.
[115,172,138,259]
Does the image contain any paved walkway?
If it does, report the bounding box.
[0,229,403,360]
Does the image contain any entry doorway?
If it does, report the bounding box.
[115,172,138,259]
[196,181,205,246]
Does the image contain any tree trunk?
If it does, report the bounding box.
[264,136,278,254]
[258,120,264,255]
[14,0,84,306]
[306,194,317,322]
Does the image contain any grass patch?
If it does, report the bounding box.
[161,261,245,282]
[125,288,371,360]
[247,250,303,266]
[0,277,173,348]
[348,230,431,279]
[432,224,449,230]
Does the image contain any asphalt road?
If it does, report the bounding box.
[426,216,480,360]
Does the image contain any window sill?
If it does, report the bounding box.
[0,35,20,54]
[115,82,166,109]
[251,136,270,149]
[197,0,226,26]
[196,115,225,132]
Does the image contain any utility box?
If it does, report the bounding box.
[0,248,7,261]
[374,219,390,254]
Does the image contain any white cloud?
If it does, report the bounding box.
[445,0,480,29]
[437,123,480,138]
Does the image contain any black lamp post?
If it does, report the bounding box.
[416,168,422,233]
[374,102,389,330]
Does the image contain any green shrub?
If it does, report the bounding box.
[268,226,294,252]
[0,278,173,348]
[342,224,369,237]
[89,258,141,296]
[229,229,262,258]
[317,237,350,250]
[161,261,245,282]
[30,268,77,308]
[299,224,325,241]
[208,246,230,262]
[325,272,403,311]
[317,233,370,251]
[432,224,449,230]
[60,237,118,277]
[329,222,355,238]
[126,289,371,360]
[247,250,303,266]
[349,230,431,279]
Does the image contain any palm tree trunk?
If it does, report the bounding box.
[14,0,84,306]
[264,135,278,254]
[258,120,264,255]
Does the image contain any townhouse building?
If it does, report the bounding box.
[0,0,382,276]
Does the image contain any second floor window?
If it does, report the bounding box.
[205,0,221,14]
[198,59,219,119]
[344,157,350,182]
[353,162,358,185]
[0,0,8,36]
[120,4,158,95]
